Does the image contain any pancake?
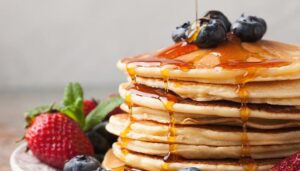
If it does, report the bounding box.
[107,114,300,146]
[102,149,126,171]
[120,104,300,129]
[118,40,300,84]
[119,83,300,120]
[113,37,300,170]
[133,77,300,105]
[119,139,300,160]
[112,143,277,171]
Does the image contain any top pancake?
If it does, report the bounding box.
[118,39,300,84]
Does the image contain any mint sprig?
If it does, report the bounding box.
[61,82,85,128]
[84,95,123,131]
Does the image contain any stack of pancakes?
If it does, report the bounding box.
[105,38,300,171]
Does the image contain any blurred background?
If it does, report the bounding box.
[1,0,300,169]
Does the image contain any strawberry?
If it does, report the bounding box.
[83,99,98,116]
[24,82,123,169]
[25,113,94,169]
[271,151,300,171]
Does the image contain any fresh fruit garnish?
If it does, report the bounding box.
[171,10,267,48]
[63,155,100,171]
[178,167,202,171]
[26,113,94,169]
[204,10,231,32]
[172,22,191,42]
[271,151,300,171]
[195,18,227,48]
[24,82,123,169]
[231,14,267,42]
[83,99,98,116]
[87,121,117,155]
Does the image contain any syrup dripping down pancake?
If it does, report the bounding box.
[120,104,300,130]
[107,114,300,146]
[117,138,300,160]
[132,77,300,105]
[118,39,300,84]
[119,83,300,120]
[111,143,277,171]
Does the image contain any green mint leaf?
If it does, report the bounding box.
[62,82,85,128]
[63,82,84,107]
[84,95,123,131]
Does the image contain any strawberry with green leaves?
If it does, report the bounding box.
[24,82,122,169]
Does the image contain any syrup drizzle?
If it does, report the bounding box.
[160,68,178,170]
[237,81,258,171]
[125,83,178,171]
[119,65,138,161]
[122,34,289,71]
[119,93,135,161]
[126,63,137,83]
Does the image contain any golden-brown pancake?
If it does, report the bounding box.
[111,143,277,171]
[107,114,300,146]
[118,40,300,84]
[120,104,300,129]
[133,77,300,105]
[119,139,300,160]
[119,83,300,120]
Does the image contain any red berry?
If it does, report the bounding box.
[271,151,300,171]
[83,100,97,116]
[108,106,124,116]
[25,113,94,169]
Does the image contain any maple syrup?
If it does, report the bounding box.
[235,67,259,170]
[126,77,178,170]
[122,34,289,72]
[161,68,170,92]
[160,68,178,170]
[119,93,136,161]
[122,42,196,70]
[126,64,137,82]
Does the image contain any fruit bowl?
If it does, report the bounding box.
[10,143,59,171]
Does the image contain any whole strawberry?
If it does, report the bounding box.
[83,99,98,116]
[26,113,94,169]
[24,82,123,169]
[271,151,300,171]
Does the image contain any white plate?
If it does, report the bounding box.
[10,143,59,171]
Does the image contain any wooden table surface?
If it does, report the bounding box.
[0,86,116,170]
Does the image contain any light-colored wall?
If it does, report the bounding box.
[1,0,300,90]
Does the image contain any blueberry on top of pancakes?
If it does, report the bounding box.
[204,10,231,32]
[231,14,267,42]
[172,10,267,48]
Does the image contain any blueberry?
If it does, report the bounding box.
[204,10,231,32]
[231,14,267,42]
[172,22,191,42]
[93,121,118,145]
[63,155,100,171]
[178,167,202,171]
[87,121,117,154]
[194,19,227,48]
[94,154,104,163]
